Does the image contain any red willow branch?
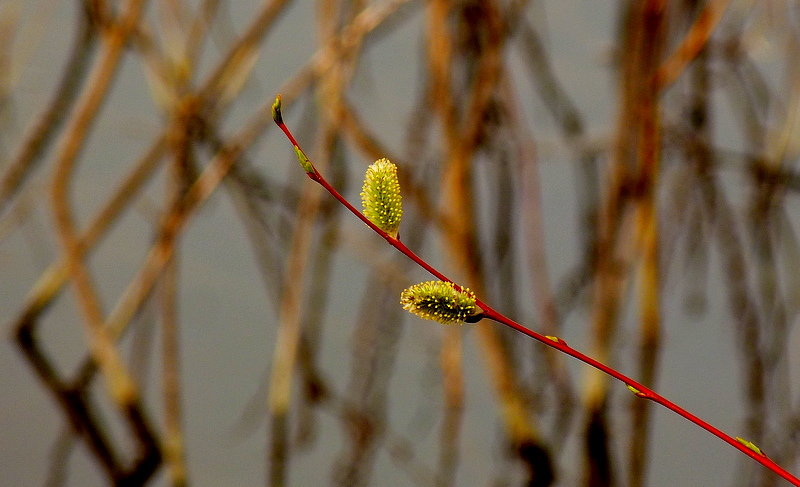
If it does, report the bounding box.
[271,95,800,486]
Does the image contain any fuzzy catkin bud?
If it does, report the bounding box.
[361,158,402,238]
[400,281,479,325]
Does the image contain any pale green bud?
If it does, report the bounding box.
[400,281,480,325]
[626,384,646,397]
[735,437,765,456]
[361,158,403,237]
[294,146,313,173]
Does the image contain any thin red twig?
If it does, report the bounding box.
[273,97,800,487]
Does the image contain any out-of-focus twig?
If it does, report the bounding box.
[655,0,730,90]
[49,0,162,483]
[500,76,576,446]
[0,0,98,217]
[426,3,555,486]
[628,2,666,486]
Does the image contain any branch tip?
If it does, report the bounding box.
[271,94,283,124]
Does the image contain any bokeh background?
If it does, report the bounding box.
[1,1,799,486]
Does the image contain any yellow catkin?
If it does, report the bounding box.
[361,158,402,238]
[400,281,478,325]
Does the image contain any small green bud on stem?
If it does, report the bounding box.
[545,335,566,345]
[294,146,314,174]
[736,437,765,456]
[626,384,647,398]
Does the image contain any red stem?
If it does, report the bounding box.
[273,114,800,486]
[478,305,799,485]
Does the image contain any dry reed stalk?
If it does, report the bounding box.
[11,135,166,482]
[49,0,160,469]
[681,30,772,478]
[317,352,446,486]
[72,0,291,378]
[499,77,576,445]
[267,1,370,483]
[100,101,269,358]
[655,0,730,90]
[46,0,163,482]
[295,180,340,446]
[266,133,326,486]
[425,2,468,482]
[628,2,666,486]
[157,12,199,479]
[719,19,773,457]
[696,145,768,480]
[425,3,553,485]
[0,0,97,217]
[42,88,278,455]
[740,15,800,485]
[267,3,433,481]
[261,0,415,127]
[67,11,417,480]
[517,18,602,305]
[756,26,800,479]
[15,136,165,372]
[199,0,291,110]
[160,253,186,487]
[583,7,633,412]
[50,0,148,408]
[185,0,221,64]
[42,427,75,487]
[331,278,404,486]
[711,40,772,443]
[582,3,661,485]
[673,9,800,485]
[267,1,338,482]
